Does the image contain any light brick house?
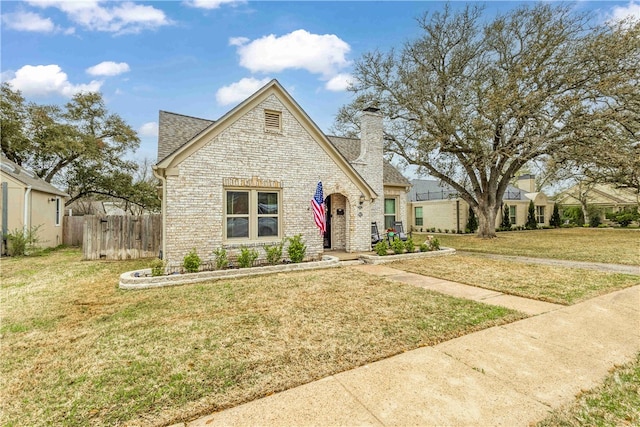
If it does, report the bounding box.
[153,80,409,267]
[408,175,554,232]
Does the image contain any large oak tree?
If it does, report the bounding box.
[334,4,639,237]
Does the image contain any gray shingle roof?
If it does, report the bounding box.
[409,179,528,202]
[157,111,214,162]
[156,113,410,188]
[0,155,69,197]
[326,136,410,187]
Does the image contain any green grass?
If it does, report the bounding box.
[391,254,639,305]
[0,248,524,426]
[535,352,640,426]
[423,228,640,265]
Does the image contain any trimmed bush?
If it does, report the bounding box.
[374,240,388,256]
[550,203,561,227]
[404,236,415,253]
[213,248,229,270]
[501,204,511,230]
[419,242,429,252]
[150,258,165,276]
[264,242,283,265]
[287,234,306,263]
[183,249,201,273]
[466,206,478,233]
[526,200,538,230]
[429,237,441,251]
[391,237,405,254]
[238,246,259,268]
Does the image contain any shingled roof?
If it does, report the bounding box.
[0,155,68,197]
[157,111,214,162]
[327,136,410,187]
[156,113,410,188]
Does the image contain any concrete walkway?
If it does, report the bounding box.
[182,268,640,426]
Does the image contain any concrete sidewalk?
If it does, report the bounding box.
[184,281,639,426]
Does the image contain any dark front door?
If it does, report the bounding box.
[324,195,331,248]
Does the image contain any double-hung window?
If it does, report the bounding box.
[536,206,545,224]
[226,190,280,240]
[509,205,517,225]
[414,206,423,226]
[384,198,397,230]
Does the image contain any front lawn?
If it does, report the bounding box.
[535,352,640,426]
[0,248,524,426]
[425,228,640,265]
[391,254,639,305]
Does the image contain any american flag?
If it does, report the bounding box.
[311,182,326,235]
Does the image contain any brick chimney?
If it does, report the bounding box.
[352,107,385,228]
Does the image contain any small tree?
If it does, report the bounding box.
[183,249,201,273]
[287,234,306,263]
[526,201,538,230]
[466,206,478,233]
[549,204,561,228]
[501,204,511,230]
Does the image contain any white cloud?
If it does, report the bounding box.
[232,29,351,77]
[26,0,171,34]
[86,61,130,76]
[215,77,271,105]
[2,11,55,32]
[609,1,640,23]
[183,0,246,10]
[6,64,103,98]
[229,36,249,46]
[139,122,158,137]
[325,73,354,92]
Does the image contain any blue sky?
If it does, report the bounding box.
[2,1,638,163]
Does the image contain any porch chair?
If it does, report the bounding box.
[392,221,409,241]
[371,222,383,246]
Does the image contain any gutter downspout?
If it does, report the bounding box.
[152,167,166,260]
[24,185,32,235]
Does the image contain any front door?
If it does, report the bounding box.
[324,196,331,248]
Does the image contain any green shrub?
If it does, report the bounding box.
[429,237,441,251]
[213,248,228,270]
[150,258,165,276]
[549,203,561,227]
[466,206,479,233]
[287,234,306,263]
[526,200,538,230]
[419,242,429,252]
[501,204,511,229]
[183,248,201,273]
[391,237,405,254]
[5,225,42,256]
[404,236,415,253]
[606,208,640,227]
[374,240,388,256]
[264,242,283,265]
[563,206,584,226]
[237,246,259,268]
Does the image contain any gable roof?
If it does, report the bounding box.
[0,155,68,197]
[327,136,410,188]
[556,183,638,206]
[155,79,380,199]
[409,179,529,202]
[157,111,214,163]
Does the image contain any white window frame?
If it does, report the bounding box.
[224,188,281,241]
[536,206,545,224]
[509,205,517,225]
[384,197,397,230]
[414,206,423,227]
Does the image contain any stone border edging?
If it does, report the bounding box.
[119,256,341,290]
[359,247,456,264]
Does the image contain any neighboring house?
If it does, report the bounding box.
[407,175,553,232]
[1,155,68,253]
[153,79,410,267]
[555,183,638,216]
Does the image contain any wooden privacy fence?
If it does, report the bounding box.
[63,216,85,247]
[81,214,161,260]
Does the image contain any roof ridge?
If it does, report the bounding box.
[160,110,214,122]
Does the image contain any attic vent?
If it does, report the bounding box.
[264,110,282,133]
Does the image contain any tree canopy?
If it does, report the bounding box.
[1,83,160,212]
[333,4,640,237]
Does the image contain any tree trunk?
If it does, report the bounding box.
[476,202,498,238]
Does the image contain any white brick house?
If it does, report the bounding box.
[153,80,409,267]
